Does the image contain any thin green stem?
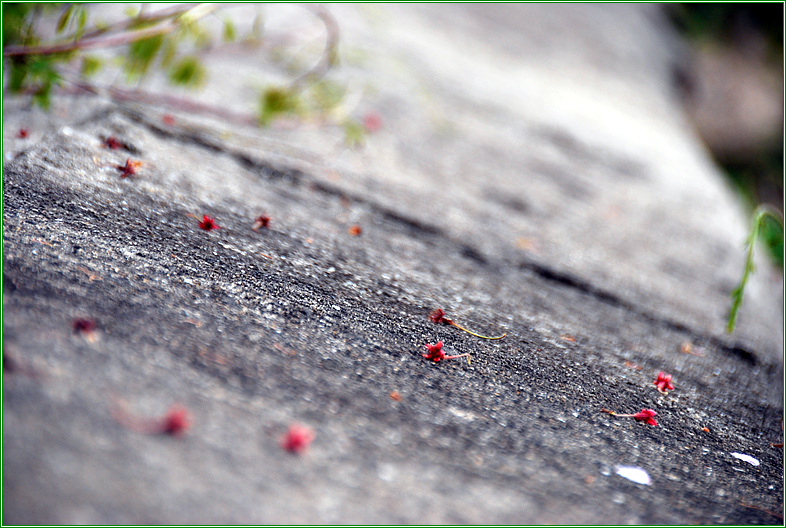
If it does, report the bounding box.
[727,204,783,333]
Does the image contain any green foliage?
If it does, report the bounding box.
[727,205,784,333]
[4,4,347,129]
[342,119,366,148]
[168,56,206,88]
[80,55,103,78]
[3,3,36,46]
[7,54,66,109]
[222,18,237,43]
[258,86,302,126]
[760,215,784,268]
[124,35,165,81]
[307,79,344,113]
[56,4,88,39]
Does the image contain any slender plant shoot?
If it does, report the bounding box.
[727,205,783,333]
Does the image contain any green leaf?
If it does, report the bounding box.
[8,60,29,93]
[342,119,366,148]
[80,55,103,78]
[168,56,206,88]
[307,80,345,113]
[222,17,236,43]
[75,6,88,39]
[125,35,164,80]
[56,4,75,34]
[250,13,264,42]
[726,205,784,333]
[3,3,35,46]
[258,86,301,126]
[32,88,52,110]
[55,4,88,38]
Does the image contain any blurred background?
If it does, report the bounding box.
[4,3,783,266]
[668,3,783,266]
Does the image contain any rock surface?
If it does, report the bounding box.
[3,4,782,524]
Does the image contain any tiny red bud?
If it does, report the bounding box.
[161,405,192,436]
[72,318,97,334]
[198,215,221,231]
[363,112,382,132]
[104,136,123,150]
[654,372,674,394]
[117,158,143,178]
[281,423,314,454]
[601,408,657,426]
[253,215,271,230]
[429,309,448,325]
[632,409,658,426]
[423,341,446,362]
[422,341,470,363]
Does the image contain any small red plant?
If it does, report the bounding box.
[422,341,470,363]
[116,158,143,178]
[72,317,96,334]
[72,317,98,342]
[253,215,271,230]
[198,215,221,231]
[654,372,674,394]
[162,114,176,126]
[103,136,124,150]
[363,112,382,132]
[112,402,193,437]
[348,225,362,236]
[281,423,315,455]
[601,408,658,426]
[17,128,29,139]
[429,308,506,340]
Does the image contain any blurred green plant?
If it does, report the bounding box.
[3,3,365,144]
[726,205,784,333]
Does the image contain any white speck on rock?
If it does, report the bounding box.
[616,466,652,485]
[731,452,760,466]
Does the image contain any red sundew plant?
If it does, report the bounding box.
[198,215,221,231]
[17,128,29,138]
[112,403,193,437]
[116,158,143,178]
[654,372,674,394]
[429,308,506,340]
[162,114,176,126]
[253,215,271,230]
[601,408,658,426]
[422,341,470,363]
[347,225,362,236]
[281,423,315,455]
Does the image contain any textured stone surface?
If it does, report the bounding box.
[3,4,782,524]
